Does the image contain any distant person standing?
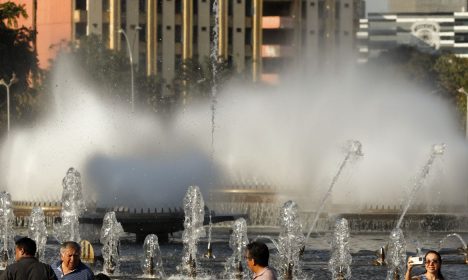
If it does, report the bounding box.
[52,241,93,280]
[245,241,277,280]
[0,237,57,280]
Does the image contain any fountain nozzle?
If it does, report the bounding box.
[284,262,294,280]
[372,246,386,266]
[187,254,197,278]
[204,243,215,259]
[235,260,243,280]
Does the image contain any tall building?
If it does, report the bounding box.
[10,0,364,91]
[357,12,468,62]
[13,0,73,69]
[388,0,467,13]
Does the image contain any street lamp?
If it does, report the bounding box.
[119,27,141,113]
[458,87,468,139]
[0,73,18,134]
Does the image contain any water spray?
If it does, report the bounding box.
[305,140,363,243]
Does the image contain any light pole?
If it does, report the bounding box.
[0,73,18,134]
[119,27,140,112]
[458,87,468,139]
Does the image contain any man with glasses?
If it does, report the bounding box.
[245,241,277,280]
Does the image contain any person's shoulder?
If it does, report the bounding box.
[77,262,94,276]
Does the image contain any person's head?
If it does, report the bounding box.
[60,241,82,271]
[15,237,36,261]
[245,241,270,271]
[424,250,444,279]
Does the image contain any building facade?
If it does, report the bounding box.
[388,0,467,13]
[11,0,364,92]
[357,12,468,62]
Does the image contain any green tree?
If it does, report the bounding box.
[434,53,468,127]
[0,1,39,132]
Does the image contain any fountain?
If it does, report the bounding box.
[439,233,468,263]
[0,192,14,269]
[100,211,124,275]
[224,218,249,279]
[328,218,352,280]
[386,228,407,280]
[55,167,86,243]
[2,24,468,278]
[141,234,165,278]
[305,140,363,242]
[396,143,446,228]
[277,200,305,280]
[204,0,220,260]
[180,185,205,278]
[28,206,47,262]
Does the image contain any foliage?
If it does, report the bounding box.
[0,1,39,133]
[368,46,468,129]
[434,54,468,117]
[0,1,28,28]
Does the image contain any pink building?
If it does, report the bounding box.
[9,0,72,69]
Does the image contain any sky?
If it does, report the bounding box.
[366,0,387,12]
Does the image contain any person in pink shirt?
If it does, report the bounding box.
[245,241,277,280]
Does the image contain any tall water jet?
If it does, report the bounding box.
[181,185,205,278]
[100,211,124,275]
[396,143,446,228]
[55,167,86,242]
[141,234,165,278]
[386,228,407,280]
[205,0,220,260]
[224,218,249,280]
[328,218,352,280]
[306,140,363,242]
[278,200,305,280]
[28,207,47,262]
[0,192,15,269]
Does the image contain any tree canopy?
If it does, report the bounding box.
[0,1,39,133]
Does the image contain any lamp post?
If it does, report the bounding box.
[0,73,18,134]
[119,27,140,112]
[458,87,468,139]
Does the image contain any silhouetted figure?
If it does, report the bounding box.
[0,237,57,280]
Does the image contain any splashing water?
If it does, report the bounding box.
[0,192,15,269]
[328,218,352,280]
[278,200,305,280]
[439,233,467,250]
[224,218,249,279]
[306,140,363,242]
[396,143,446,228]
[28,207,48,262]
[141,234,165,278]
[100,211,124,275]
[55,167,86,242]
[206,0,220,257]
[386,228,407,280]
[181,186,205,277]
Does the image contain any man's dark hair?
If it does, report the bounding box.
[15,237,37,256]
[246,241,269,267]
